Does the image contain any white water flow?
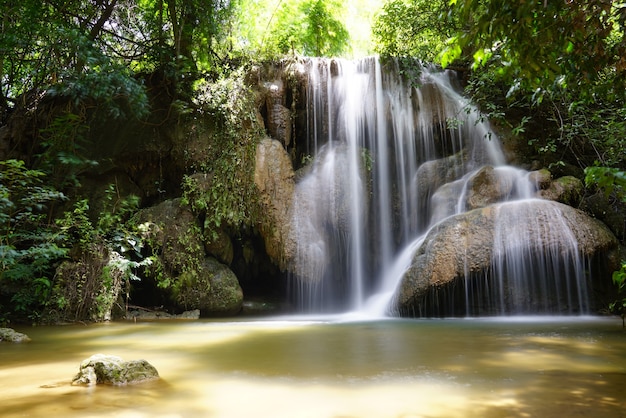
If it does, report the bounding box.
[290,57,588,316]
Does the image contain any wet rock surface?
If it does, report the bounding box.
[396,199,619,315]
[0,328,31,343]
[72,354,159,386]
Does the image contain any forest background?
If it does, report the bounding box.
[1,0,626,324]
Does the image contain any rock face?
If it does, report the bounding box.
[263,79,292,147]
[395,199,619,315]
[72,354,159,386]
[0,328,31,343]
[254,137,296,271]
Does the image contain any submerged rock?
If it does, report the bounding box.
[72,354,159,386]
[0,328,31,343]
[126,309,200,320]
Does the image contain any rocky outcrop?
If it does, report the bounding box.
[0,328,31,343]
[254,137,296,270]
[262,79,292,147]
[133,199,243,316]
[533,170,584,207]
[173,257,243,316]
[581,191,626,240]
[134,198,204,275]
[395,199,619,315]
[72,354,159,386]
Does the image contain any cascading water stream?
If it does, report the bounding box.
[289,56,592,317]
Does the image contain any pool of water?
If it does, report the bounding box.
[2,316,625,417]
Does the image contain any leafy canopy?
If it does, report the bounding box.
[372,0,459,61]
[263,0,351,57]
[442,0,626,96]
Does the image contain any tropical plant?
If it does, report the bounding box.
[441,0,626,97]
[0,160,68,320]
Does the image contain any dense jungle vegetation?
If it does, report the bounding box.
[1,0,625,324]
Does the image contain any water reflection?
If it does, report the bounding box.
[1,317,625,417]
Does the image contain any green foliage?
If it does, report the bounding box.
[264,0,350,57]
[1,0,245,124]
[53,184,154,320]
[372,0,458,60]
[0,160,68,319]
[442,0,626,98]
[585,166,626,203]
[609,262,626,327]
[0,1,151,122]
[584,166,626,324]
[187,68,262,242]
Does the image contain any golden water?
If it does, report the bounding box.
[2,316,625,417]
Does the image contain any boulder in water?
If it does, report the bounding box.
[72,354,159,386]
[395,199,619,316]
[0,328,31,343]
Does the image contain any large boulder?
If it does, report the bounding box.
[173,257,243,316]
[133,199,243,316]
[72,354,159,386]
[395,199,619,315]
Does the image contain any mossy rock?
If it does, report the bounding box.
[0,328,31,343]
[133,198,204,275]
[72,354,159,386]
[537,175,583,207]
[172,257,243,316]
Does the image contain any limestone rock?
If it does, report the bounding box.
[395,199,619,315]
[203,226,234,265]
[537,175,584,207]
[0,328,31,343]
[264,79,292,147]
[254,137,296,270]
[72,354,159,386]
[173,257,243,316]
[581,191,626,240]
[465,166,515,210]
[528,168,552,189]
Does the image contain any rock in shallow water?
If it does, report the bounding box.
[72,353,159,386]
[0,328,31,343]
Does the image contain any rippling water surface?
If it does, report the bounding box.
[2,316,625,417]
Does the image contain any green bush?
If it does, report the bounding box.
[0,159,68,320]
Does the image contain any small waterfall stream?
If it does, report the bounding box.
[289,57,591,316]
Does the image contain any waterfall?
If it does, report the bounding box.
[288,56,591,316]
